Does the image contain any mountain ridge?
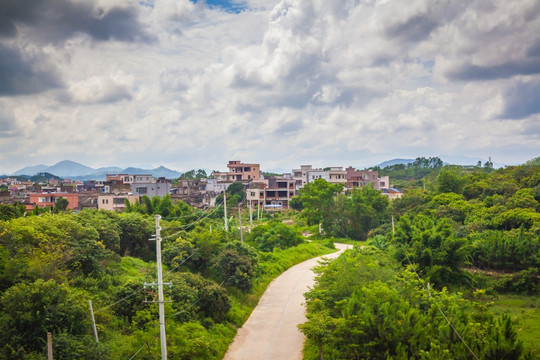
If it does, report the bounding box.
[9,160,182,179]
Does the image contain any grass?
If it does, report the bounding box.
[488,294,540,357]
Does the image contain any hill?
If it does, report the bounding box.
[524,156,540,166]
[375,158,415,168]
[11,161,182,179]
[11,164,48,176]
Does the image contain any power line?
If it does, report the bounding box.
[128,345,145,360]
[93,251,198,314]
[161,202,224,241]
[402,251,480,360]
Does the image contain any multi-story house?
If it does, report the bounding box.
[97,194,139,211]
[306,168,329,183]
[246,177,295,210]
[292,165,313,191]
[131,177,171,197]
[345,167,389,190]
[328,167,347,185]
[213,161,261,182]
[26,192,79,211]
[106,174,135,184]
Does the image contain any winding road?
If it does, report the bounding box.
[223,243,352,360]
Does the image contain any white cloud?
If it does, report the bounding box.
[0,0,539,174]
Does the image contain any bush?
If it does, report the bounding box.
[248,221,304,252]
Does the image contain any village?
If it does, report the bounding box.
[0,160,403,213]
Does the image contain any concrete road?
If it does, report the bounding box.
[223,243,352,360]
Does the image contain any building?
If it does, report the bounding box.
[328,167,347,185]
[26,193,79,211]
[381,188,403,200]
[292,165,312,191]
[306,168,329,183]
[106,174,134,184]
[246,177,295,210]
[213,161,261,182]
[131,178,171,197]
[97,194,139,211]
[345,167,389,190]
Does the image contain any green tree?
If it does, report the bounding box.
[436,167,464,194]
[248,221,304,252]
[53,197,69,213]
[297,179,343,226]
[0,279,88,357]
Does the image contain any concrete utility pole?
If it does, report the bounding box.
[238,206,243,243]
[249,201,253,228]
[153,215,168,360]
[88,300,99,342]
[223,192,228,232]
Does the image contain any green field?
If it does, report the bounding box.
[489,294,540,357]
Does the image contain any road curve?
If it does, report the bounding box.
[223,243,352,360]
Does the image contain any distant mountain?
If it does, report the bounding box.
[11,164,48,176]
[44,160,95,178]
[95,166,123,173]
[122,166,181,178]
[375,159,415,168]
[11,161,182,179]
[524,156,540,166]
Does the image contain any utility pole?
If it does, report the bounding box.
[88,300,99,342]
[238,206,243,243]
[149,215,168,360]
[392,216,395,237]
[47,332,53,360]
[223,191,228,232]
[249,200,253,228]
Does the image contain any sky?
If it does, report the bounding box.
[0,0,539,174]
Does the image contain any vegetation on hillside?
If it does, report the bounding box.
[297,160,539,359]
[0,197,333,359]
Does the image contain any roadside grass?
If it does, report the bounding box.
[488,294,540,357]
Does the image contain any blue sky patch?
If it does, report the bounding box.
[191,0,248,13]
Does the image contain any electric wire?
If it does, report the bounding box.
[93,251,198,314]
[127,345,145,360]
[402,250,480,360]
[161,201,224,241]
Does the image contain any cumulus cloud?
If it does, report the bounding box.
[0,0,151,42]
[0,44,62,95]
[0,102,19,138]
[500,79,540,120]
[0,0,539,173]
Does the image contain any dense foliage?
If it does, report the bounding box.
[0,199,332,359]
[301,247,529,360]
[299,161,539,359]
[293,180,390,240]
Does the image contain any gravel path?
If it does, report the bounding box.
[223,243,352,360]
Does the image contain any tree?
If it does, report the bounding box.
[212,242,258,291]
[53,197,69,213]
[248,221,304,251]
[116,213,154,259]
[0,203,25,221]
[436,166,464,194]
[296,179,343,226]
[0,279,88,357]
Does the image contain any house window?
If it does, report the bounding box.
[136,187,147,194]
